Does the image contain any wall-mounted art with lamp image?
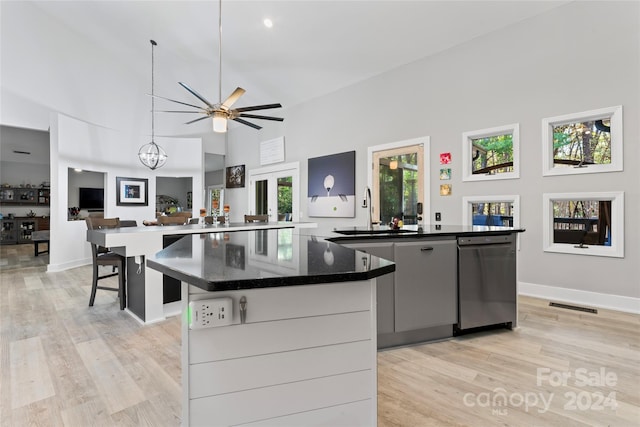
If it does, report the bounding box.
[307,151,356,217]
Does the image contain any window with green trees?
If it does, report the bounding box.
[462,124,519,182]
[543,106,622,176]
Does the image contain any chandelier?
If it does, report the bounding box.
[139,39,167,170]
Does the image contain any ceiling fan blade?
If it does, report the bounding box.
[238,113,284,122]
[185,115,211,125]
[148,94,205,110]
[178,82,215,108]
[233,117,262,130]
[220,87,246,110]
[156,110,203,113]
[234,103,282,113]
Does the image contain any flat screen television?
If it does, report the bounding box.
[79,187,104,210]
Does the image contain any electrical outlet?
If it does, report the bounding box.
[435,212,441,222]
[189,298,233,329]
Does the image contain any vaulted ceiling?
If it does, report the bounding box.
[1,1,567,134]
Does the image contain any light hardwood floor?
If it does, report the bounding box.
[1,244,638,426]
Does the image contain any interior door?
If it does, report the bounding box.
[248,163,299,222]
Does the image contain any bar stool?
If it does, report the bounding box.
[85,217,126,310]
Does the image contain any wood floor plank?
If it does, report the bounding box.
[9,336,55,409]
[75,338,146,415]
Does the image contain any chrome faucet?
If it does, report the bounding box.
[362,186,373,230]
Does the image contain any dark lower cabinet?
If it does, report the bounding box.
[162,235,184,304]
[127,256,146,320]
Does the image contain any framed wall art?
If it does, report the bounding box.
[226,165,245,188]
[307,151,356,217]
[116,177,148,206]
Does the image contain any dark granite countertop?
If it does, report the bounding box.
[303,224,525,242]
[147,228,396,292]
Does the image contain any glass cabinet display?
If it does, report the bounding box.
[17,219,38,243]
[1,220,17,244]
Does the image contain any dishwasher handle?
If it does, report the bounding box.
[457,235,514,246]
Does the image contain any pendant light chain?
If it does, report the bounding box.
[138,39,167,170]
[218,0,222,105]
[151,39,156,141]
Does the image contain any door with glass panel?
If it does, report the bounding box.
[372,144,424,225]
[248,163,299,222]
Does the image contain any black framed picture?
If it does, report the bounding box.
[116,177,148,206]
[226,165,245,188]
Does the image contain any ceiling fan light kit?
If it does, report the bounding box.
[157,0,283,133]
[213,111,227,133]
[139,39,168,170]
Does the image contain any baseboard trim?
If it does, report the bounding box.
[519,281,640,314]
[47,258,91,273]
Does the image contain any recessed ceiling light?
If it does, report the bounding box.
[263,18,273,28]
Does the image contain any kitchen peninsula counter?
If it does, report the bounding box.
[305,223,525,348]
[86,221,316,324]
[147,228,395,426]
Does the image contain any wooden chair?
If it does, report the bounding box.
[204,216,225,225]
[170,211,192,220]
[244,214,269,223]
[158,216,188,226]
[85,217,126,310]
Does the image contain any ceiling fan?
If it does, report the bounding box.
[153,0,283,133]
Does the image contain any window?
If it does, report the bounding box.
[462,196,519,228]
[462,124,519,182]
[542,106,623,176]
[542,192,624,258]
[368,138,429,225]
[207,186,224,216]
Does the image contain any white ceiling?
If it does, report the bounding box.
[1,0,567,135]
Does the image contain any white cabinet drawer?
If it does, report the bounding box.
[190,340,372,398]
[189,370,373,427]
[189,310,372,364]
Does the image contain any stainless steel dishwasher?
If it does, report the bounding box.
[456,234,517,332]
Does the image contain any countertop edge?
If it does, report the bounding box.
[146,258,395,292]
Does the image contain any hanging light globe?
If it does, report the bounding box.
[138,141,167,170]
[139,39,167,170]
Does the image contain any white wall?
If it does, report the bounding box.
[49,113,203,272]
[225,2,639,308]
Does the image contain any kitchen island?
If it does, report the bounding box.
[86,221,316,324]
[147,228,395,426]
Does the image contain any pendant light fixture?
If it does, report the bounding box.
[139,39,168,170]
